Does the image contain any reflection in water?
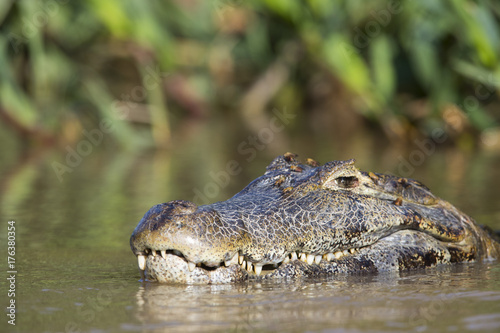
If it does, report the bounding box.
[134,264,500,333]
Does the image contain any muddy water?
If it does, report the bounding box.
[1,142,500,333]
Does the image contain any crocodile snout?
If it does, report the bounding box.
[130,200,248,273]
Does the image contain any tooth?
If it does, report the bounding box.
[349,248,356,254]
[343,250,349,256]
[306,254,315,265]
[299,253,307,262]
[151,250,156,257]
[334,251,343,259]
[160,250,167,259]
[188,262,196,272]
[241,260,246,269]
[291,252,298,260]
[238,255,244,264]
[246,261,253,272]
[232,254,239,264]
[144,249,149,254]
[254,264,263,276]
[314,255,322,264]
[226,254,238,266]
[137,255,146,270]
[283,256,290,264]
[326,253,335,261]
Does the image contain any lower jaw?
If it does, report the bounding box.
[143,253,384,284]
[145,254,248,284]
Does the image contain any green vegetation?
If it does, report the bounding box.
[0,0,499,148]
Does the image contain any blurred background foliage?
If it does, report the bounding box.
[0,0,500,151]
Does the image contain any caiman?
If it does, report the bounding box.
[130,153,500,284]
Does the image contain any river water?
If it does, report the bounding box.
[1,137,500,333]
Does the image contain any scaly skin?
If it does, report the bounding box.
[130,153,500,284]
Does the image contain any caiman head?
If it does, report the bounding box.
[130,153,500,284]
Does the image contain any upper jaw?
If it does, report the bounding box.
[131,231,239,269]
[130,211,248,271]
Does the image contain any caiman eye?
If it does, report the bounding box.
[335,176,359,189]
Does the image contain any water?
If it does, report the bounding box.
[1,141,500,333]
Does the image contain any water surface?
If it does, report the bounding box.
[1,143,500,333]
